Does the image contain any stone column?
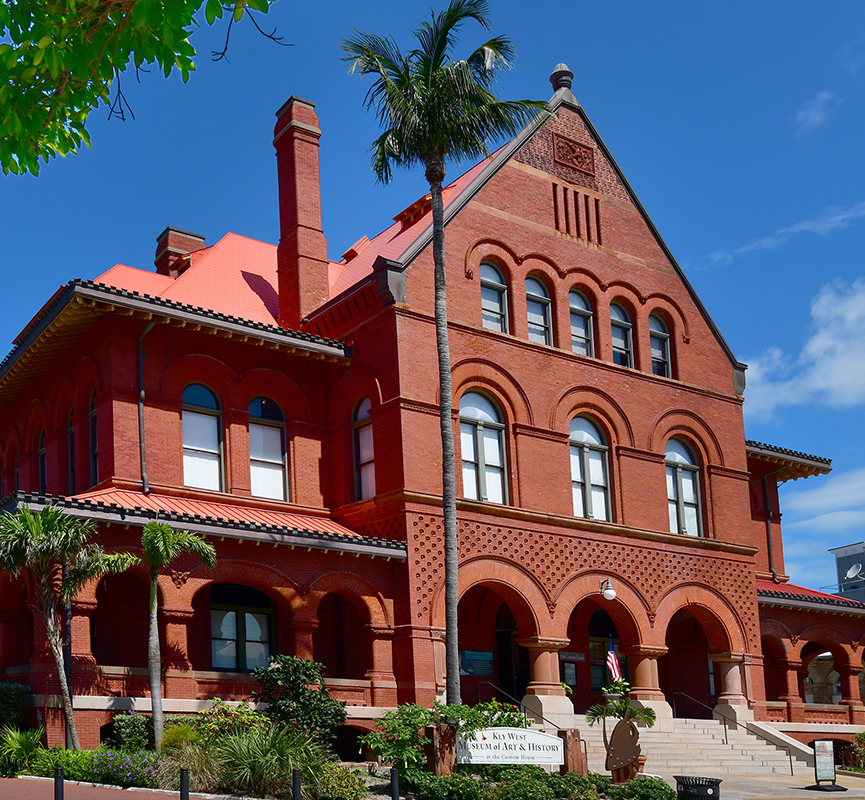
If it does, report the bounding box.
[291,617,318,660]
[161,608,197,700]
[619,645,673,730]
[778,659,803,702]
[517,637,573,727]
[837,663,862,707]
[431,627,446,701]
[366,625,397,706]
[712,652,752,725]
[70,600,97,663]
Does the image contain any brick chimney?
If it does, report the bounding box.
[154,227,206,277]
[273,97,329,329]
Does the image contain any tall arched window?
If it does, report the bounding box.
[353,397,375,500]
[66,408,75,495]
[182,384,222,491]
[610,303,633,367]
[569,417,609,521]
[649,315,671,377]
[480,263,508,333]
[459,392,506,504]
[526,277,552,345]
[249,397,286,501]
[88,391,99,486]
[569,290,594,356]
[37,430,47,495]
[666,439,702,537]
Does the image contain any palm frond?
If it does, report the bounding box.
[141,520,216,570]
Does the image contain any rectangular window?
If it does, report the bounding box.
[183,410,221,490]
[211,609,237,669]
[355,424,375,500]
[460,422,479,501]
[250,423,285,500]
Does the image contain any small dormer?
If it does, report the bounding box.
[393,195,432,230]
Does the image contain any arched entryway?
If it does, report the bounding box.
[760,634,786,702]
[801,642,843,705]
[313,592,371,680]
[91,573,150,668]
[659,609,716,718]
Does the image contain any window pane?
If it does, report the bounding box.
[665,467,677,500]
[570,417,604,445]
[460,422,477,461]
[245,612,269,642]
[184,450,221,490]
[572,484,585,517]
[462,462,478,500]
[480,263,503,284]
[651,335,665,361]
[211,610,236,639]
[355,397,372,422]
[250,397,283,422]
[212,639,237,670]
[666,439,695,465]
[612,324,628,351]
[251,461,285,500]
[357,424,374,462]
[681,470,697,503]
[485,465,504,504]
[183,411,218,453]
[527,299,547,328]
[684,504,699,536]
[591,486,609,521]
[250,423,283,463]
[569,291,589,312]
[359,461,375,499]
[668,500,679,533]
[482,427,502,467]
[570,446,584,483]
[460,393,500,423]
[588,450,606,486]
[525,277,548,298]
[184,384,218,409]
[246,641,270,670]
[481,284,503,311]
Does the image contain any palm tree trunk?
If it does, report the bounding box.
[148,565,163,747]
[427,156,461,706]
[37,580,80,750]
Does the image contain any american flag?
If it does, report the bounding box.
[606,635,622,681]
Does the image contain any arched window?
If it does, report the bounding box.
[249,397,286,501]
[459,392,506,504]
[88,391,99,486]
[182,384,222,491]
[37,430,47,495]
[66,408,75,495]
[210,584,273,672]
[666,439,702,537]
[570,417,609,521]
[480,263,508,333]
[649,315,671,377]
[610,303,633,367]
[569,290,594,356]
[353,397,375,500]
[526,277,552,345]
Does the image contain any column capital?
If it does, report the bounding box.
[71,600,97,616]
[516,637,571,652]
[709,651,746,663]
[368,625,395,638]
[160,608,195,623]
[619,645,668,658]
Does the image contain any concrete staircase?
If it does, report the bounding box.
[573,716,811,776]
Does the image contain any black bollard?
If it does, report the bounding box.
[293,767,301,800]
[391,766,399,800]
[54,764,63,800]
[180,767,189,800]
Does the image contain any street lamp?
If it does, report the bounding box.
[600,579,616,601]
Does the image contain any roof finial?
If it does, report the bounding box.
[550,63,574,92]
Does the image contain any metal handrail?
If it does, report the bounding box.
[671,691,794,776]
[477,680,562,731]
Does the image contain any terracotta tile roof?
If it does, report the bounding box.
[756,579,865,611]
[0,489,406,559]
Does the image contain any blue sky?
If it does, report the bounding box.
[3,1,865,591]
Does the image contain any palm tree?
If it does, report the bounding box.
[0,504,138,749]
[342,0,544,705]
[141,520,216,747]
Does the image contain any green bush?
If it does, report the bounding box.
[157,741,221,794]
[112,711,153,751]
[315,760,368,800]
[0,683,30,729]
[609,776,675,800]
[159,723,202,751]
[196,698,271,741]
[0,725,44,776]
[545,772,598,800]
[487,773,555,800]
[30,748,94,781]
[91,749,162,788]
[588,772,613,797]
[359,703,434,774]
[252,655,347,746]
[436,700,530,736]
[215,722,329,799]
[409,771,489,800]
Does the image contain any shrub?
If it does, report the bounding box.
[196,698,271,741]
[588,772,613,797]
[157,741,222,794]
[0,683,30,729]
[545,772,598,800]
[252,655,347,746]
[359,703,434,775]
[30,748,94,781]
[487,773,555,800]
[315,760,368,800]
[409,771,489,800]
[91,749,162,788]
[215,722,329,799]
[0,725,44,775]
[159,723,202,751]
[609,777,675,800]
[435,700,530,736]
[113,711,153,751]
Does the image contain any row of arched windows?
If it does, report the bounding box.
[458,390,703,537]
[181,385,375,503]
[479,263,673,378]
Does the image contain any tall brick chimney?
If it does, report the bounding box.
[273,97,329,329]
[154,227,206,277]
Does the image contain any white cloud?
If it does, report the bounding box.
[795,90,842,136]
[702,202,865,267]
[744,278,865,421]
[786,510,865,535]
[782,466,865,515]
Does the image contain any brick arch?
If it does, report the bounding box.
[565,277,604,317]
[237,368,311,424]
[186,559,302,618]
[464,238,521,286]
[551,571,648,645]
[643,293,691,343]
[548,385,635,448]
[304,570,391,627]
[647,409,725,467]
[160,354,239,408]
[451,359,532,426]
[47,376,75,434]
[654,583,747,653]
[760,618,796,654]
[429,556,544,638]
[606,282,645,307]
[795,624,856,668]
[329,367,383,426]
[70,355,103,412]
[75,556,158,603]
[522,255,563,284]
[22,397,49,456]
[760,632,790,660]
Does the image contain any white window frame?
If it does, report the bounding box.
[569,417,610,521]
[249,397,287,501]
[610,303,633,368]
[353,397,375,500]
[569,290,594,357]
[210,595,273,673]
[650,314,671,378]
[182,384,223,492]
[666,439,702,537]
[526,277,552,345]
[480,263,509,333]
[459,392,507,504]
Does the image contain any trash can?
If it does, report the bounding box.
[673,776,722,799]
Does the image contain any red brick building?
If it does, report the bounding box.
[0,65,861,752]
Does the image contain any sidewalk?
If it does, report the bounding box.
[657,769,865,800]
